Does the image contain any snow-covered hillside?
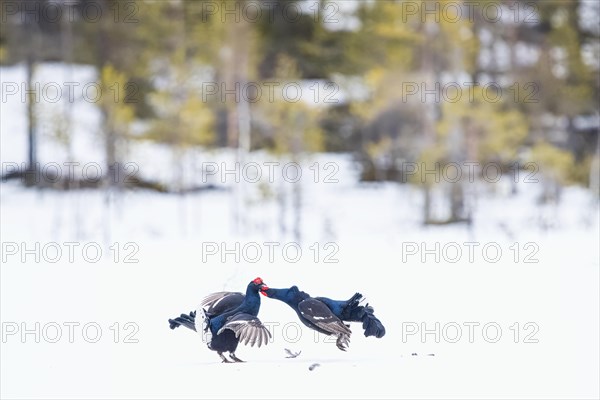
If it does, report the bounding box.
[1,64,599,399]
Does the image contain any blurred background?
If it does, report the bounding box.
[1,1,599,398]
[1,0,598,232]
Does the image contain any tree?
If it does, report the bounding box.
[253,55,325,241]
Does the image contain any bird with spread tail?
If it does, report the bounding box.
[261,285,385,351]
[169,277,272,363]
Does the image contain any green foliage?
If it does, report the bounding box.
[255,55,324,154]
[256,0,329,78]
[146,65,215,148]
[570,154,595,185]
[412,146,448,187]
[437,86,529,164]
[42,106,71,150]
[100,65,135,134]
[351,1,421,72]
[0,45,6,64]
[1,0,596,189]
[532,2,596,116]
[530,142,575,184]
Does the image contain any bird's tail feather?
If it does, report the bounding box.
[343,293,385,338]
[168,311,197,332]
[344,292,366,320]
[361,311,386,338]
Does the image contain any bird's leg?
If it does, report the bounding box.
[336,334,350,351]
[229,353,245,363]
[218,352,232,363]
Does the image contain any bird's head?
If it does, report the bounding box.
[260,285,273,297]
[260,285,308,301]
[251,277,269,295]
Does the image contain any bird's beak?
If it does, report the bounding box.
[260,285,269,297]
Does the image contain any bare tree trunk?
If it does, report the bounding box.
[590,136,600,199]
[278,183,287,236]
[25,49,37,186]
[291,116,303,243]
[447,46,467,223]
[420,23,437,224]
[228,8,252,234]
[61,7,83,239]
[292,180,301,243]
[423,185,432,224]
[95,0,114,246]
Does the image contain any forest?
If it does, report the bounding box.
[1,0,599,226]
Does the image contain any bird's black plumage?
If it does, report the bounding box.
[261,285,352,351]
[168,278,271,362]
[316,292,386,339]
[262,285,386,350]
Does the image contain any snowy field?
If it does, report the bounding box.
[1,64,599,399]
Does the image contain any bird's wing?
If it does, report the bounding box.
[200,291,244,314]
[298,298,352,336]
[217,313,272,347]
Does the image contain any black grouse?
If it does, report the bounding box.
[261,285,353,351]
[169,277,271,363]
[261,285,385,350]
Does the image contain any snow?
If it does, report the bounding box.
[1,63,599,399]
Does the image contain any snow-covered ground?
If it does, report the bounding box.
[1,64,599,399]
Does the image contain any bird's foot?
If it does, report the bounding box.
[218,352,232,363]
[229,353,245,363]
[336,335,350,351]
